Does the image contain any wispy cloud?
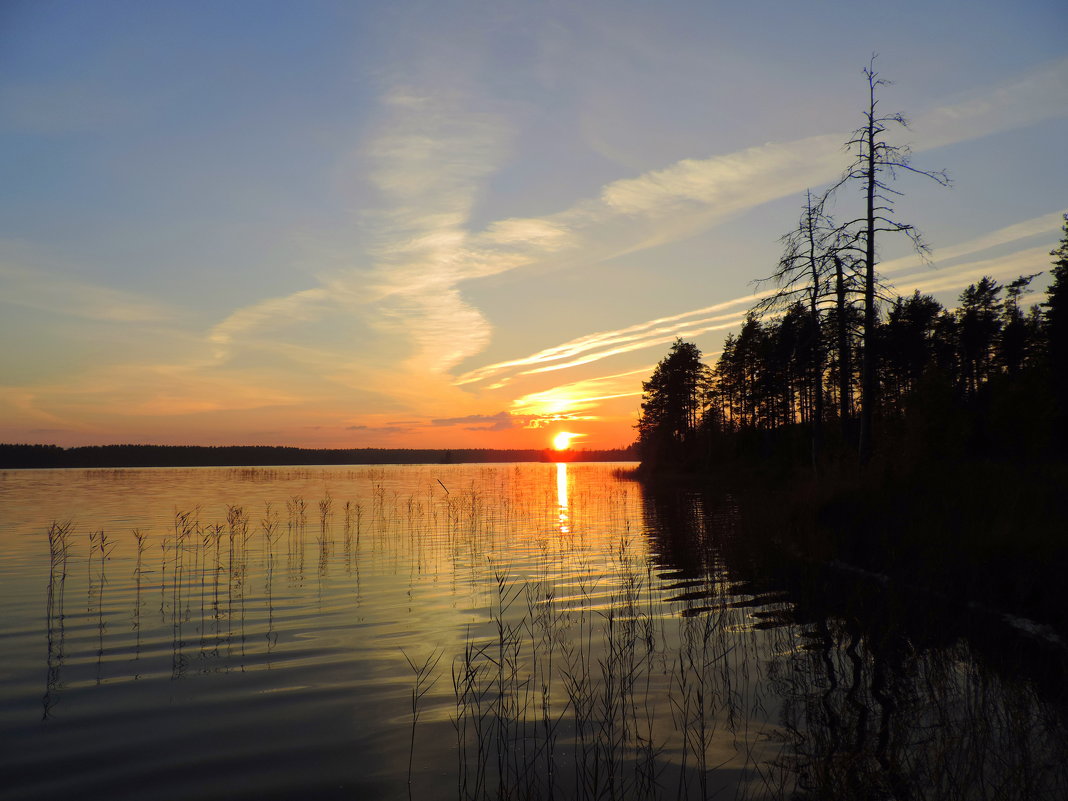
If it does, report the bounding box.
[910,57,1068,151]
[345,423,410,435]
[456,295,765,388]
[879,210,1066,277]
[429,410,597,431]
[205,59,1067,400]
[431,412,517,431]
[0,387,82,431]
[207,86,511,379]
[458,210,1063,391]
[352,88,513,375]
[511,367,648,418]
[208,288,331,354]
[0,242,175,323]
[446,58,1068,295]
[599,135,843,217]
[898,245,1053,302]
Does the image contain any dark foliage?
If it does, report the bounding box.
[1047,213,1068,448]
[639,265,1058,473]
[634,216,1068,632]
[635,339,710,471]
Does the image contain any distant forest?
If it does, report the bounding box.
[0,444,636,470]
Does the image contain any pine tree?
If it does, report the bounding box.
[636,339,709,467]
[1046,213,1068,446]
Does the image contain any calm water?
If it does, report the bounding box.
[1,463,1065,800]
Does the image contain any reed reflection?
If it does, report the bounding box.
[42,522,71,720]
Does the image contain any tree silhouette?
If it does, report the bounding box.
[957,277,1003,398]
[633,68,1068,476]
[829,58,949,462]
[636,339,710,467]
[999,273,1042,375]
[677,267,1061,470]
[880,291,943,414]
[830,253,862,432]
[1046,213,1068,446]
[755,191,837,468]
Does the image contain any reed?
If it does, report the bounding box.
[43,521,72,720]
[404,648,444,800]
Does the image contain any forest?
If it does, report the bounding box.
[636,244,1066,473]
[637,63,1066,476]
[634,63,1068,631]
[634,215,1068,631]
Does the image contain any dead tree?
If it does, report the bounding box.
[829,57,949,463]
[755,190,838,470]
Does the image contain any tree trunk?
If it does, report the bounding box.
[858,84,878,465]
[834,255,852,437]
[805,193,824,471]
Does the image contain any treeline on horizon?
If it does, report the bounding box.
[636,62,1067,475]
[0,443,636,470]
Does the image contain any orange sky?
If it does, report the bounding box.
[2,3,1065,450]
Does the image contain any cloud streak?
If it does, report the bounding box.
[910,57,1068,152]
[879,210,1066,277]
[511,367,648,418]
[431,412,517,431]
[202,58,1068,405]
[0,244,175,323]
[448,58,1068,293]
[455,293,768,387]
[12,56,1062,445]
[898,245,1054,301]
[457,210,1063,390]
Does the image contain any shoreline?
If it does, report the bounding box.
[636,456,1068,638]
[0,443,637,470]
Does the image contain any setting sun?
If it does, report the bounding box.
[552,432,576,450]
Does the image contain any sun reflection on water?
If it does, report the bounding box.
[556,461,569,534]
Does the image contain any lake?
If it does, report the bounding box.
[1,463,1065,800]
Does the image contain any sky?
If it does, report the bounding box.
[2,0,1066,451]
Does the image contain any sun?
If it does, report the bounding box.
[552,432,576,451]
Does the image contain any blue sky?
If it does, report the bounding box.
[2,0,1066,448]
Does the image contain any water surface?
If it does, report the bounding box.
[1,463,1064,800]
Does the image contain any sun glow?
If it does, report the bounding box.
[552,431,576,451]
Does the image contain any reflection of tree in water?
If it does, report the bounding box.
[640,483,733,581]
[775,620,1068,800]
[638,481,1068,800]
